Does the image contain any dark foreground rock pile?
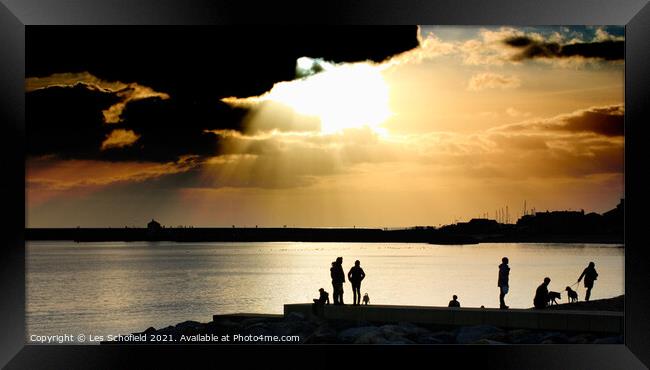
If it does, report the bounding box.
[112,311,622,345]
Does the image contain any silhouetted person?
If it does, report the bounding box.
[448,295,461,308]
[329,262,338,303]
[312,288,330,315]
[330,257,345,305]
[313,288,330,305]
[363,293,370,305]
[578,261,599,301]
[534,277,551,309]
[348,260,366,305]
[498,257,510,309]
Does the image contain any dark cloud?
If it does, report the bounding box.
[504,36,623,61]
[492,105,624,137]
[26,85,249,162]
[26,85,119,158]
[562,105,624,137]
[108,96,247,162]
[26,27,419,162]
[27,27,420,100]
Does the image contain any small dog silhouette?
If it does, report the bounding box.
[548,291,561,306]
[362,293,370,305]
[565,286,578,303]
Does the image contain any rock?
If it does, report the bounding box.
[379,325,408,339]
[242,322,273,337]
[175,320,204,335]
[143,327,157,335]
[270,320,316,337]
[353,330,416,344]
[456,325,504,344]
[328,319,358,332]
[284,312,306,322]
[354,331,390,344]
[426,331,456,344]
[303,325,337,344]
[337,326,380,344]
[593,336,623,344]
[415,331,457,344]
[380,323,430,342]
[156,326,178,336]
[396,322,430,337]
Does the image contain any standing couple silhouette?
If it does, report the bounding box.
[330,257,366,305]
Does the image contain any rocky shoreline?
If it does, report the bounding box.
[109,296,624,345]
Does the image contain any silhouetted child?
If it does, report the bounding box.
[362,293,370,305]
[448,295,461,308]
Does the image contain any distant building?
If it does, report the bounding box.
[456,218,500,234]
[603,198,624,219]
[148,219,162,231]
[438,218,500,235]
[516,210,585,234]
[515,200,623,236]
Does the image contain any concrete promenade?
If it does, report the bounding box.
[283,303,623,334]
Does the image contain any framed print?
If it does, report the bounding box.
[1,0,649,369]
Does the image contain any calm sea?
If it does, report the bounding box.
[26,241,623,342]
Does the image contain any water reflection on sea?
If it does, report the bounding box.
[27,241,624,339]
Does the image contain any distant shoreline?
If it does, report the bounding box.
[26,227,623,245]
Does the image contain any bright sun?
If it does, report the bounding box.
[275,60,391,134]
[224,58,392,135]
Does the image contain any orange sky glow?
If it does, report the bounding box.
[26,26,624,227]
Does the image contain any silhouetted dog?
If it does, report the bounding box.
[565,286,578,303]
[362,293,370,305]
[547,291,561,306]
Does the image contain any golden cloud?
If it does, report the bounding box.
[27,155,200,192]
[467,72,521,91]
[101,129,141,150]
[25,71,170,124]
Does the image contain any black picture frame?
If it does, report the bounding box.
[1,0,649,368]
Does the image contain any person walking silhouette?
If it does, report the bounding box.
[498,257,510,309]
[348,260,366,305]
[577,261,599,301]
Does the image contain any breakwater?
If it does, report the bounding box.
[26,227,622,244]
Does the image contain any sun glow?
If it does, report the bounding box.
[223,58,392,134]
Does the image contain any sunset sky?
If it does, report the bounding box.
[26,26,624,227]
